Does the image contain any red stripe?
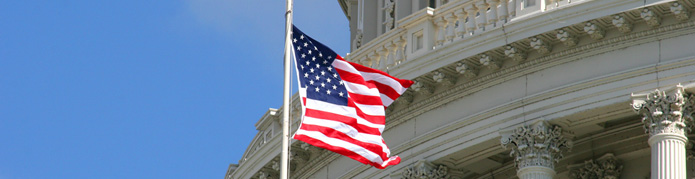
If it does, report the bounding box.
[304,109,382,135]
[298,124,389,160]
[293,134,400,169]
[371,81,400,101]
[346,98,385,125]
[335,68,377,89]
[347,92,384,106]
[338,58,414,88]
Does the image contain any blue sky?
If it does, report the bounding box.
[0,1,349,178]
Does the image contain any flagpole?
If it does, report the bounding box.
[281,0,293,178]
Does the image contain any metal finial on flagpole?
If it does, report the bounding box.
[281,0,293,178]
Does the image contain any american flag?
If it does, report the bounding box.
[290,25,413,169]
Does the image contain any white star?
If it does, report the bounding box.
[300,65,304,69]
[326,78,332,83]
[339,81,344,85]
[327,56,332,59]
[314,46,317,50]
[309,80,314,85]
[312,57,316,61]
[296,46,301,50]
[301,54,306,58]
[293,38,297,43]
[304,73,308,78]
[326,90,331,95]
[332,85,337,90]
[303,42,308,47]
[339,92,344,97]
[315,75,320,80]
[321,82,325,87]
[319,53,323,57]
[300,35,304,39]
[306,61,310,65]
[308,50,312,55]
[327,66,332,71]
[315,64,320,68]
[315,87,320,92]
[310,68,314,73]
[320,71,325,76]
[323,60,328,64]
[333,74,338,78]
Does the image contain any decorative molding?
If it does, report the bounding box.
[504,45,527,62]
[611,15,632,33]
[529,36,552,54]
[411,80,434,95]
[479,53,501,70]
[583,21,605,40]
[556,28,578,47]
[671,1,690,21]
[640,8,661,28]
[432,70,456,86]
[501,120,573,171]
[398,160,450,179]
[630,85,695,137]
[569,153,623,179]
[352,29,363,50]
[455,62,479,78]
[382,0,395,30]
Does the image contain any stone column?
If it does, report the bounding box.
[631,85,694,179]
[501,120,572,179]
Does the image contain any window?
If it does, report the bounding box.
[413,30,424,52]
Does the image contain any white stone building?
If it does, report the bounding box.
[227,0,695,178]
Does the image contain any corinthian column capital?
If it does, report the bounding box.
[501,120,573,173]
[631,84,695,137]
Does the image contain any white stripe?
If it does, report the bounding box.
[305,98,385,129]
[352,102,385,116]
[294,130,385,164]
[343,81,381,97]
[361,72,408,94]
[332,59,360,74]
[380,93,394,107]
[301,117,387,149]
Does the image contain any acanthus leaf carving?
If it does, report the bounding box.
[529,36,552,55]
[501,120,573,171]
[401,160,450,179]
[504,45,526,62]
[671,1,690,21]
[611,15,632,33]
[455,62,478,78]
[479,53,501,70]
[631,85,695,137]
[570,153,623,179]
[556,28,578,47]
[640,8,661,27]
[583,21,605,40]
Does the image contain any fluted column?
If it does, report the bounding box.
[631,84,694,179]
[501,120,572,179]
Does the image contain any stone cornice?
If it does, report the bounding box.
[295,14,695,179]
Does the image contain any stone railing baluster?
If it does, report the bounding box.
[475,0,489,31]
[455,9,467,39]
[464,4,478,36]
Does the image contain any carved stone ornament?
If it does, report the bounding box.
[352,29,363,50]
[455,62,478,78]
[479,53,501,70]
[570,153,623,179]
[395,92,414,105]
[501,120,573,170]
[529,37,551,54]
[640,8,661,27]
[611,15,632,33]
[382,0,395,30]
[504,45,526,62]
[556,29,578,47]
[671,2,690,21]
[257,171,276,179]
[271,160,280,171]
[583,22,605,40]
[432,71,456,86]
[401,160,450,179]
[411,81,434,95]
[631,85,695,137]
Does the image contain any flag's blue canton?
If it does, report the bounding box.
[292,26,348,106]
